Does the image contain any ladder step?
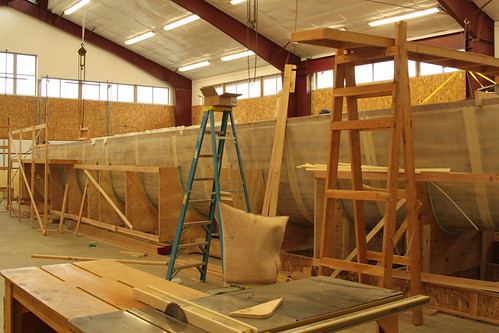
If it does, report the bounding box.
[198,154,220,158]
[334,82,395,98]
[217,136,235,140]
[335,46,398,65]
[188,198,215,203]
[178,241,209,249]
[362,185,406,199]
[365,251,410,266]
[205,130,224,135]
[193,177,215,181]
[183,220,212,226]
[331,118,393,131]
[325,189,390,201]
[0,167,8,170]
[0,145,9,149]
[173,261,207,270]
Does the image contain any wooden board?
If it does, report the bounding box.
[125,171,158,232]
[229,298,283,319]
[73,259,208,300]
[41,263,143,310]
[158,167,203,242]
[98,171,125,226]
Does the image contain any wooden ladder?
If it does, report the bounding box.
[318,21,423,325]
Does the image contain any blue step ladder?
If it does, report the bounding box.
[166,106,251,281]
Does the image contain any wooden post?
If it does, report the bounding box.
[58,183,69,233]
[18,131,22,222]
[7,117,12,217]
[44,126,49,235]
[75,179,89,236]
[30,126,35,228]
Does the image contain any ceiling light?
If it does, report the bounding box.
[64,0,91,15]
[221,51,255,61]
[125,31,155,45]
[179,61,210,72]
[368,7,439,27]
[164,15,200,31]
[230,0,247,4]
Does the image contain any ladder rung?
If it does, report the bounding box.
[198,154,220,158]
[331,118,393,131]
[362,185,406,199]
[335,46,398,65]
[173,261,206,270]
[0,145,9,149]
[334,82,395,98]
[365,251,410,266]
[193,177,215,181]
[188,198,215,203]
[0,167,8,170]
[217,136,235,140]
[325,189,390,201]
[178,241,209,249]
[205,130,224,135]
[183,220,212,226]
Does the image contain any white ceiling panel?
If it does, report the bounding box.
[45,0,485,82]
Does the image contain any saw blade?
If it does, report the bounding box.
[164,302,187,323]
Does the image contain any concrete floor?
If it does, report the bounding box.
[0,210,497,332]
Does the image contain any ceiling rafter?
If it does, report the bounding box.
[170,0,301,71]
[437,0,494,55]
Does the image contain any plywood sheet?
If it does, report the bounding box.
[125,171,158,232]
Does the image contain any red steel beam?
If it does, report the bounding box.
[437,0,494,55]
[170,0,300,71]
[2,0,193,126]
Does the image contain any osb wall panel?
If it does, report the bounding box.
[0,95,38,138]
[311,71,467,115]
[191,95,279,125]
[0,95,175,140]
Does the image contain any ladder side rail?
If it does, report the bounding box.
[208,110,225,278]
[166,112,210,280]
[320,51,347,262]
[395,20,423,326]
[344,60,369,284]
[228,111,251,213]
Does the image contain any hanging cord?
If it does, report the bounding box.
[246,0,258,83]
[293,0,298,54]
[77,7,87,129]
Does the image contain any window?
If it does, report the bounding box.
[118,84,134,103]
[316,70,334,89]
[82,81,100,100]
[137,86,153,104]
[355,64,373,84]
[61,80,79,99]
[153,87,168,105]
[420,62,443,76]
[0,52,36,96]
[248,80,261,98]
[263,76,278,96]
[373,61,394,81]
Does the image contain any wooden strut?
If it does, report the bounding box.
[293,21,424,327]
[261,64,296,217]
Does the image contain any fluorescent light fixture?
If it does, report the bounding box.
[64,0,91,15]
[125,31,155,45]
[368,7,439,27]
[164,15,200,31]
[221,50,255,61]
[179,61,210,72]
[230,0,247,4]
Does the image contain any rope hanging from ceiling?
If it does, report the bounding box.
[246,0,258,82]
[78,7,87,131]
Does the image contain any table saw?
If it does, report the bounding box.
[1,260,428,333]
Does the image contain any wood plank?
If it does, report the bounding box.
[330,118,393,131]
[58,183,69,233]
[74,259,208,300]
[325,189,390,201]
[292,28,394,49]
[125,171,158,232]
[316,257,384,276]
[40,263,143,310]
[262,64,296,217]
[33,254,166,266]
[1,266,117,331]
[84,169,133,229]
[75,164,160,173]
[333,82,395,98]
[229,298,283,319]
[134,286,258,333]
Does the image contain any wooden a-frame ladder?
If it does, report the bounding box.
[318,21,423,325]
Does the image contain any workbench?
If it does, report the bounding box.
[2,260,428,332]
